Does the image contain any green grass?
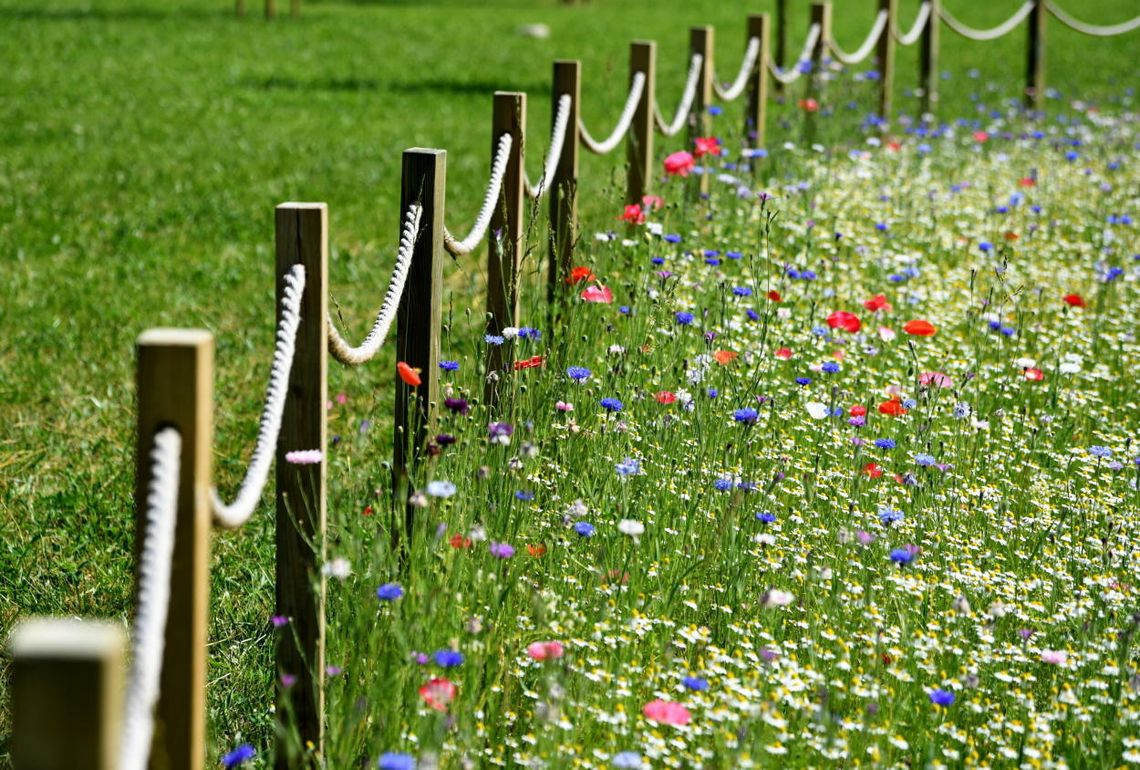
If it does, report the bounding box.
[1,0,1138,765]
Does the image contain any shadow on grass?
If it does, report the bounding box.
[243,75,547,95]
[0,6,223,22]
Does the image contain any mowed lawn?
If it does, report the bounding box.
[1,0,1137,763]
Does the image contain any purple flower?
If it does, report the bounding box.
[222,744,256,768]
[489,542,515,559]
[432,649,464,668]
[929,688,955,707]
[444,397,470,415]
[376,583,404,601]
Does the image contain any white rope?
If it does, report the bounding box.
[210,264,306,529]
[443,133,512,256]
[328,204,421,365]
[712,36,761,102]
[895,2,932,45]
[1045,0,1140,36]
[579,72,646,154]
[120,427,181,770]
[525,94,572,200]
[652,54,704,137]
[940,2,1036,41]
[766,24,821,85]
[830,9,889,65]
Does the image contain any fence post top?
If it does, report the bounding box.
[554,58,581,66]
[137,328,214,347]
[404,147,447,158]
[8,617,125,659]
[748,12,770,22]
[494,90,526,98]
[276,201,327,211]
[631,39,656,48]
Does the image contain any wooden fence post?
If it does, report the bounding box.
[394,149,445,536]
[744,14,770,150]
[774,0,788,93]
[236,0,246,16]
[485,92,525,409]
[920,0,940,116]
[626,41,656,206]
[291,0,300,17]
[274,203,327,768]
[135,327,213,770]
[550,61,580,304]
[266,0,275,19]
[9,619,126,770]
[806,2,831,144]
[877,0,897,120]
[689,27,713,196]
[1025,0,1046,111]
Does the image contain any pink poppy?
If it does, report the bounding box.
[664,151,695,177]
[641,194,664,210]
[918,371,953,388]
[419,677,457,711]
[621,204,645,225]
[526,641,565,661]
[580,285,614,303]
[642,699,691,726]
[693,136,721,158]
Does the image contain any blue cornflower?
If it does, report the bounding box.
[746,309,760,321]
[902,398,917,409]
[726,250,743,259]
[1089,446,1113,458]
[613,753,643,769]
[651,256,665,265]
[706,388,718,398]
[915,453,936,467]
[222,744,256,769]
[889,547,916,565]
[875,438,897,450]
[566,366,591,382]
[929,689,955,707]
[821,362,840,374]
[376,583,404,601]
[517,327,541,340]
[484,334,505,346]
[378,753,416,770]
[574,521,595,537]
[800,270,817,281]
[756,511,777,524]
[733,286,753,296]
[433,649,464,668]
[704,249,720,257]
[615,458,641,477]
[665,233,682,243]
[600,397,623,412]
[713,478,734,491]
[439,360,459,372]
[682,675,710,691]
[978,241,993,253]
[795,377,813,386]
[879,507,904,525]
[708,105,723,116]
[733,407,759,424]
[515,490,535,501]
[675,311,695,325]
[619,305,631,315]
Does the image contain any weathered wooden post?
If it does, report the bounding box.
[236,0,246,16]
[485,92,525,409]
[744,14,771,150]
[626,42,656,207]
[774,0,788,93]
[1025,0,1046,111]
[394,149,445,535]
[550,60,580,303]
[689,27,714,196]
[274,203,327,768]
[877,0,898,120]
[9,619,126,770]
[135,327,214,770]
[920,0,940,116]
[266,0,275,19]
[806,2,832,144]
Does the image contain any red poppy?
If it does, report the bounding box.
[693,136,721,158]
[1062,293,1086,308]
[419,678,457,711]
[863,293,890,312]
[656,390,677,405]
[973,130,989,143]
[565,266,596,285]
[863,462,883,479]
[527,543,547,558]
[449,533,472,549]
[902,319,937,336]
[850,405,867,417]
[580,285,613,303]
[1024,367,1045,381]
[827,311,862,334]
[713,349,737,365]
[621,203,645,225]
[1004,231,1019,241]
[1018,176,1036,187]
[664,150,695,176]
[887,140,902,152]
[768,290,782,302]
[362,504,374,517]
[514,355,545,371]
[397,361,422,387]
[878,397,908,416]
[774,347,794,360]
[798,98,819,112]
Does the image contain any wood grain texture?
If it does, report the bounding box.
[774,0,788,93]
[9,619,126,770]
[745,14,770,150]
[689,26,714,196]
[877,0,897,120]
[274,203,327,768]
[920,0,940,115]
[1025,0,1046,110]
[550,61,580,304]
[626,42,656,205]
[135,327,213,770]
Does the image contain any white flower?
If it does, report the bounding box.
[761,589,794,608]
[618,519,645,538]
[878,326,896,342]
[321,557,352,580]
[426,480,457,498]
[1040,650,1068,665]
[1014,356,1037,369]
[501,327,519,339]
[805,402,829,420]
